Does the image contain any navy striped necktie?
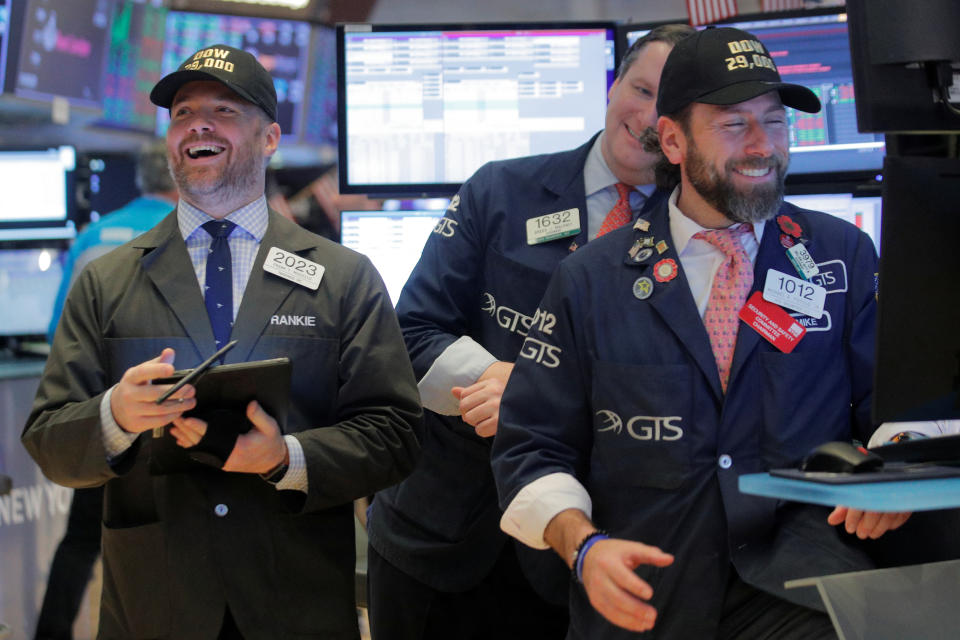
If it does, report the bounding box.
[202,220,236,350]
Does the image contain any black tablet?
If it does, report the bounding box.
[148,357,292,474]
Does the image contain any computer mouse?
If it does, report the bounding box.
[801,441,885,474]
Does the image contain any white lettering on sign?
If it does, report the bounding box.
[0,483,72,527]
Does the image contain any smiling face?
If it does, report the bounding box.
[166,80,280,216]
[658,91,790,228]
[600,40,673,186]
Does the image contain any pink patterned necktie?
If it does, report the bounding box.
[693,224,754,393]
[596,182,633,237]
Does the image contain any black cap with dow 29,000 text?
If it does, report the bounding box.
[150,44,278,122]
[657,27,821,116]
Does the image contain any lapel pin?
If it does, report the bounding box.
[633,276,654,300]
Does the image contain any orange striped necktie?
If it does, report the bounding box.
[693,224,754,393]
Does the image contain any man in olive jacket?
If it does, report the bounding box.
[23,44,422,640]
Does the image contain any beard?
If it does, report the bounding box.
[170,132,264,205]
[685,139,788,224]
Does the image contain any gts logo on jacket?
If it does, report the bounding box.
[481,292,534,336]
[596,410,684,441]
[433,217,458,238]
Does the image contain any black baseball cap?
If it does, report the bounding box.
[150,44,278,122]
[657,27,820,115]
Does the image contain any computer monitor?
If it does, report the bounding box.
[98,0,168,133]
[299,23,337,149]
[76,151,141,225]
[783,191,882,254]
[0,146,76,241]
[337,22,618,195]
[157,10,313,139]
[0,247,63,338]
[873,155,960,423]
[339,208,447,305]
[13,0,112,108]
[845,0,960,133]
[0,0,14,92]
[714,8,887,177]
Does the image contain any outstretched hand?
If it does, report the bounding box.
[580,538,674,633]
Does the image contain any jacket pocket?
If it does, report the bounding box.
[100,520,171,637]
[589,362,693,489]
[758,350,851,468]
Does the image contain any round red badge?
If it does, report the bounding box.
[653,258,678,283]
[779,233,796,248]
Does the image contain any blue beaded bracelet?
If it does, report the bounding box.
[573,530,609,584]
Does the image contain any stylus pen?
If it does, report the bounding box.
[155,339,238,405]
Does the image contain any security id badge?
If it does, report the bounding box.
[526,208,580,245]
[762,269,826,319]
[263,246,325,290]
[739,291,806,353]
[786,243,819,280]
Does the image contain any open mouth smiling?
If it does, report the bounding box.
[735,166,771,178]
[185,144,225,159]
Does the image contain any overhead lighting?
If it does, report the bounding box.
[215,0,311,9]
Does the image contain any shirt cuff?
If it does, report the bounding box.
[100,386,138,460]
[274,434,308,492]
[500,472,592,550]
[417,335,498,415]
[868,420,960,448]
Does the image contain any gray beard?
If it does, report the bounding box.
[171,137,263,206]
[685,143,787,224]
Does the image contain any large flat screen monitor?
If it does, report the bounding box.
[340,207,447,304]
[13,0,112,108]
[0,146,76,241]
[0,0,13,92]
[873,156,960,423]
[710,9,887,177]
[845,0,960,133]
[76,151,141,224]
[783,191,881,254]
[157,10,313,140]
[299,23,338,149]
[337,22,618,195]
[99,0,168,133]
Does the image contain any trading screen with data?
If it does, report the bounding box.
[338,24,616,193]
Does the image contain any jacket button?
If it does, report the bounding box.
[718,454,733,469]
[214,503,229,517]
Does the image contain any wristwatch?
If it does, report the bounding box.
[260,459,289,486]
